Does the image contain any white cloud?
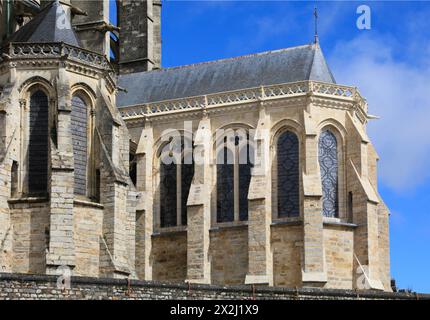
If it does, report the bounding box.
[329,33,430,192]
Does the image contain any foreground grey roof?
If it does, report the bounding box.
[118,43,335,107]
[7,0,80,47]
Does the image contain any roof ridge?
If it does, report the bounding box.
[125,43,313,76]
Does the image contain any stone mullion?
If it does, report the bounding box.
[233,145,239,222]
[18,99,27,196]
[89,108,97,200]
[177,162,182,226]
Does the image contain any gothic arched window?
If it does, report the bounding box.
[319,130,339,218]
[216,133,252,223]
[28,90,49,195]
[159,138,194,228]
[71,95,88,196]
[277,131,300,217]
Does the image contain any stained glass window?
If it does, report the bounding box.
[160,159,177,228]
[319,130,339,218]
[217,133,252,223]
[181,160,194,226]
[28,90,49,195]
[277,131,300,217]
[160,138,194,228]
[239,142,252,221]
[217,147,234,222]
[71,95,88,196]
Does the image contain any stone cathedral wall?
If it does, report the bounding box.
[210,227,248,285]
[323,226,354,289]
[73,203,104,277]
[9,201,50,274]
[272,224,303,287]
[152,232,187,282]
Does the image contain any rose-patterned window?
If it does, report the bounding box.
[319,130,339,218]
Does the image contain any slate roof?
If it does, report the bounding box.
[6,0,80,47]
[117,43,335,107]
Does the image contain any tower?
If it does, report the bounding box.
[70,0,113,58]
[118,0,162,74]
[0,0,137,277]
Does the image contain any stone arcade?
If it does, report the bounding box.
[0,0,391,291]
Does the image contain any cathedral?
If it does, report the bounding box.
[0,0,391,291]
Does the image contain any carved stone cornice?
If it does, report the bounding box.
[120,80,368,124]
[1,42,116,86]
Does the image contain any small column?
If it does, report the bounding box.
[46,70,76,273]
[0,110,5,158]
[135,120,154,280]
[301,100,327,286]
[245,105,273,285]
[0,105,12,272]
[186,116,211,284]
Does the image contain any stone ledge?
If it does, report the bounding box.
[152,226,187,237]
[0,273,428,300]
[271,219,303,227]
[245,274,270,285]
[7,196,49,204]
[323,219,357,229]
[74,199,104,209]
[210,221,248,231]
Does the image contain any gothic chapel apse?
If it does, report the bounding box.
[0,0,390,291]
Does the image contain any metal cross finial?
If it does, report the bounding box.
[314,6,319,44]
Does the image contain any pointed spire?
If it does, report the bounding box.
[314,6,319,45]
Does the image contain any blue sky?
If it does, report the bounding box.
[112,1,430,292]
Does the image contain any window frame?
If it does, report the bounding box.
[22,85,54,198]
[214,128,253,226]
[156,136,194,230]
[271,127,303,222]
[317,125,346,221]
[70,87,96,201]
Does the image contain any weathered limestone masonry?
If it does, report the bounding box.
[0,0,393,295]
[246,105,273,286]
[119,43,392,291]
[71,0,112,57]
[0,0,137,280]
[118,0,162,74]
[1,273,428,300]
[186,116,212,284]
